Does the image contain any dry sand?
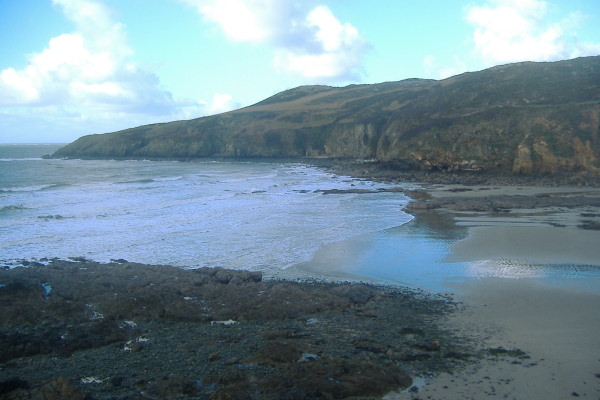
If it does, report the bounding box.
[389,184,600,399]
[389,278,600,400]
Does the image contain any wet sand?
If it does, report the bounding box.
[393,278,600,400]
[391,184,600,399]
[298,182,600,399]
[447,225,600,265]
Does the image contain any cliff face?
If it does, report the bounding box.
[53,56,600,176]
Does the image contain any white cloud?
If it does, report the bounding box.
[307,6,359,52]
[192,0,277,42]
[183,1,368,81]
[422,55,467,80]
[273,5,366,81]
[422,55,436,72]
[0,0,201,126]
[207,93,240,114]
[465,0,600,64]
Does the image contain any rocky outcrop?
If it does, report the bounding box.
[52,57,600,177]
[0,259,470,400]
[513,143,533,174]
[573,137,598,172]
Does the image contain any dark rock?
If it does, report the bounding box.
[5,377,87,400]
[352,338,388,354]
[398,353,432,362]
[140,376,202,398]
[109,376,125,387]
[399,327,426,336]
[331,285,375,304]
[214,268,234,284]
[578,220,600,230]
[0,259,476,400]
[249,341,302,364]
[413,340,442,352]
[0,378,29,396]
[259,358,412,399]
[406,194,600,213]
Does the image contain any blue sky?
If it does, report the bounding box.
[1,0,599,143]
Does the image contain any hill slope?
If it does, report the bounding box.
[53,56,600,176]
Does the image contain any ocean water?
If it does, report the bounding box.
[0,144,415,274]
[2,144,599,292]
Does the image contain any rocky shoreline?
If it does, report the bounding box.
[315,159,600,188]
[318,160,600,230]
[0,259,503,400]
[3,162,599,399]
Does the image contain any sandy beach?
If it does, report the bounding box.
[391,183,600,399]
[415,279,600,400]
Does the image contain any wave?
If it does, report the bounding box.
[0,158,44,162]
[41,183,72,191]
[115,176,183,185]
[153,176,184,182]
[115,179,155,185]
[0,205,27,214]
[0,184,53,193]
[37,215,68,220]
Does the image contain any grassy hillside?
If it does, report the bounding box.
[53,56,600,176]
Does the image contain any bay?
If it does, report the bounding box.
[2,144,599,292]
[0,144,414,275]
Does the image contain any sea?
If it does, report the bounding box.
[2,144,599,292]
[0,144,415,273]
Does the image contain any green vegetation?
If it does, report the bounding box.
[53,56,600,176]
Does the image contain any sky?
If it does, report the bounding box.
[1,0,599,143]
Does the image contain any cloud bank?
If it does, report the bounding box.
[1,0,171,111]
[183,0,368,82]
[465,0,600,64]
[0,0,236,141]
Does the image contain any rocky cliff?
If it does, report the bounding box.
[53,56,600,176]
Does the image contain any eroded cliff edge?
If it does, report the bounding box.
[53,57,600,178]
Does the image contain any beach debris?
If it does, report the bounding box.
[298,353,318,362]
[211,319,237,325]
[118,320,138,329]
[123,335,149,352]
[41,282,52,298]
[85,304,104,320]
[80,377,105,384]
[88,311,104,320]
